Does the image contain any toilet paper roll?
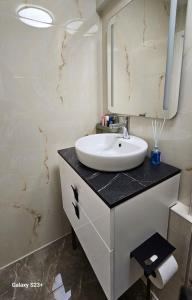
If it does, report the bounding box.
[149,255,178,289]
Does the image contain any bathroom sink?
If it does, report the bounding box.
[75,133,148,172]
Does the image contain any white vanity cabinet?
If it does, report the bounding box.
[58,153,180,300]
[59,157,114,299]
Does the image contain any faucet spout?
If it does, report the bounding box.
[122,126,130,139]
[109,115,130,138]
[122,116,130,139]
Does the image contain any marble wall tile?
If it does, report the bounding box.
[0,0,100,268]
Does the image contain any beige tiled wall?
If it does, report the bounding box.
[0,0,100,268]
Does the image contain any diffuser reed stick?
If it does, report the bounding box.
[152,118,166,149]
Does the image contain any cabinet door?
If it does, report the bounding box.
[58,156,113,250]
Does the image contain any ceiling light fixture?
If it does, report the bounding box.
[17,6,53,28]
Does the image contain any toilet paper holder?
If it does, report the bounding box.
[130,232,176,300]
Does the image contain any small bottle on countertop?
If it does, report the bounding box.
[109,115,113,126]
[150,146,161,166]
[105,115,109,127]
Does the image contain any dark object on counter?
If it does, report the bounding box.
[179,287,192,300]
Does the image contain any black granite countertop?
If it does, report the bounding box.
[58,147,181,209]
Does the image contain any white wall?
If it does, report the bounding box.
[0,0,100,268]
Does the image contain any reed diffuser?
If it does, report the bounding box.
[151,118,165,165]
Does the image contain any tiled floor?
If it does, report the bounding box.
[0,234,146,300]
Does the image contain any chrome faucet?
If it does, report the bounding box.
[109,116,130,139]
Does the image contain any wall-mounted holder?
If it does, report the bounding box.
[130,233,176,300]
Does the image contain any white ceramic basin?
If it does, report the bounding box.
[75,133,148,172]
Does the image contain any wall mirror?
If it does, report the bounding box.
[107,0,187,119]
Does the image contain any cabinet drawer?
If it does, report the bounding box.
[76,205,113,300]
[59,156,113,249]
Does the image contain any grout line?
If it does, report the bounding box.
[79,205,113,252]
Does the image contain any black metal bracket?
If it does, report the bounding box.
[130,233,176,300]
[130,233,175,277]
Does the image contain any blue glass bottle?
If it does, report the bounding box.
[150,146,161,166]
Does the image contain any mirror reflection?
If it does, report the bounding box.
[107,0,187,119]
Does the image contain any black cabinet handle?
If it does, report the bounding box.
[71,185,79,202]
[72,202,80,219]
